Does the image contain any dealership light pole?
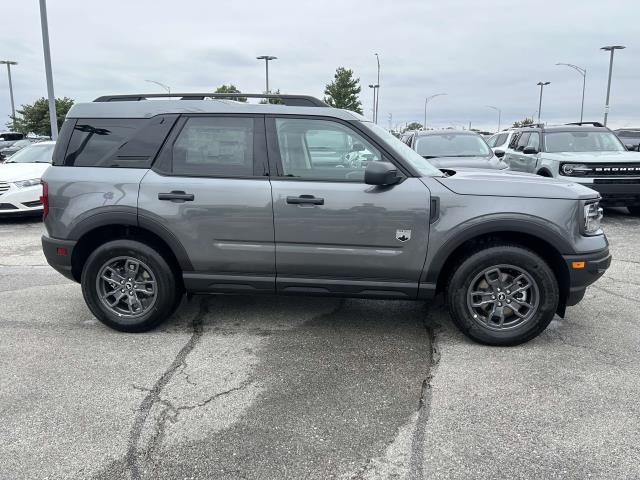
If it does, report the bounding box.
[601,45,625,126]
[536,82,550,123]
[368,84,379,122]
[256,55,277,94]
[486,105,501,132]
[38,0,58,140]
[145,79,170,94]
[374,53,380,124]
[424,93,446,129]
[0,61,17,129]
[556,63,586,123]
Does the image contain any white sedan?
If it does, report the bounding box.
[0,141,55,216]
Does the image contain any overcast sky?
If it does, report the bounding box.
[1,0,638,132]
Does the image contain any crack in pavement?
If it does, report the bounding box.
[591,284,640,304]
[550,331,628,368]
[408,303,441,480]
[124,296,209,480]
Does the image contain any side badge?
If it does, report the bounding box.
[396,229,411,242]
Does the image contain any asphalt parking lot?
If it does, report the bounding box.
[1,210,639,480]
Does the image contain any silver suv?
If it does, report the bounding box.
[41,93,611,346]
[504,122,640,215]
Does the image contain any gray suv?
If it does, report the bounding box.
[41,93,611,346]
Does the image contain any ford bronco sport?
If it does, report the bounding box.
[41,93,611,346]
[504,122,640,215]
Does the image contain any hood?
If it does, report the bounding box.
[433,169,599,200]
[0,162,50,182]
[543,151,640,162]
[426,155,507,170]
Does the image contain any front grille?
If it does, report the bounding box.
[0,182,9,195]
[22,200,42,208]
[594,178,640,184]
[0,203,18,210]
[562,163,640,177]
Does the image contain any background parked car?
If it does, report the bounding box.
[0,132,25,142]
[0,140,55,216]
[486,130,517,157]
[407,129,508,170]
[614,128,640,151]
[0,139,36,162]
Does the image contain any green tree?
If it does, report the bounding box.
[214,84,247,102]
[512,117,534,128]
[9,97,74,136]
[404,122,423,132]
[259,89,284,104]
[323,67,362,114]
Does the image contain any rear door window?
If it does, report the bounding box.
[516,132,530,151]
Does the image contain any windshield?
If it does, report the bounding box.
[415,133,492,158]
[9,139,32,148]
[365,123,443,176]
[544,131,626,153]
[6,143,55,163]
[616,130,640,138]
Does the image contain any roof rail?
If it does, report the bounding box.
[565,121,605,127]
[93,93,329,107]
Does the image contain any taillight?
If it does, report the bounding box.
[40,181,49,219]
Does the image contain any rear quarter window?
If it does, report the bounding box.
[59,115,178,168]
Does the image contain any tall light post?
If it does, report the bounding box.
[486,105,501,132]
[39,0,58,140]
[145,79,170,94]
[424,93,446,129]
[374,53,380,124]
[0,61,17,129]
[601,45,625,126]
[536,82,550,123]
[556,63,586,123]
[256,55,277,94]
[368,84,379,122]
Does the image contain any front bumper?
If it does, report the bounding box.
[0,184,44,216]
[42,234,77,281]
[562,247,611,306]
[570,179,640,207]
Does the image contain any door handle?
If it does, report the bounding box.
[286,195,324,205]
[158,191,195,202]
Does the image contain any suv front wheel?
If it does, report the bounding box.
[447,244,558,346]
[81,239,181,332]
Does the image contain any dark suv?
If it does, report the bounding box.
[41,93,610,346]
[503,122,640,214]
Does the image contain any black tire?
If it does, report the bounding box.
[628,206,640,216]
[446,244,558,346]
[81,239,181,332]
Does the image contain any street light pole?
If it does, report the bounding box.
[601,45,625,126]
[486,105,501,132]
[368,84,379,122]
[145,79,170,94]
[423,93,446,129]
[374,53,380,124]
[256,55,277,94]
[38,0,58,140]
[556,63,586,122]
[536,82,550,123]
[0,61,17,129]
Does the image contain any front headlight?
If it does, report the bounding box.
[583,201,603,235]
[561,163,592,176]
[13,178,41,188]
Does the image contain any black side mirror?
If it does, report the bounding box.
[494,149,505,158]
[522,146,538,154]
[365,161,401,186]
[351,142,365,152]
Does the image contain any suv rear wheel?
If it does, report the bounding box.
[81,239,181,332]
[447,244,558,346]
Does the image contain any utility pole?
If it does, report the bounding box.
[374,53,380,124]
[424,93,446,129]
[0,61,17,129]
[39,0,58,140]
[368,84,379,122]
[486,105,501,132]
[257,55,277,94]
[601,45,625,126]
[145,79,171,93]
